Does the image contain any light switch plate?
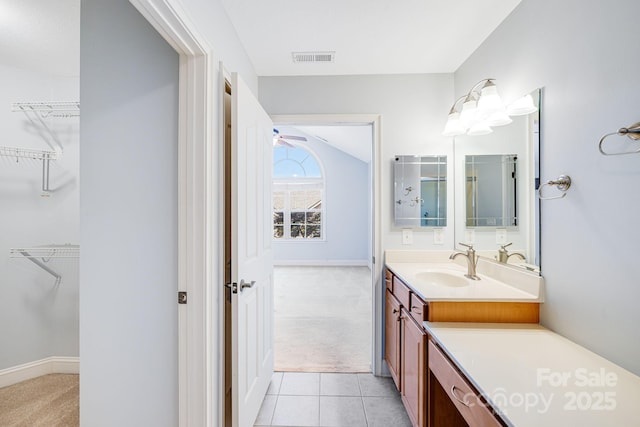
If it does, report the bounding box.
[402,228,413,245]
[433,228,444,245]
[496,228,507,244]
[465,229,475,244]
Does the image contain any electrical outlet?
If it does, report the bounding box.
[496,228,507,244]
[433,228,444,245]
[402,228,413,245]
[465,229,475,244]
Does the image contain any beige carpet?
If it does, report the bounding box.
[274,266,372,373]
[0,374,79,427]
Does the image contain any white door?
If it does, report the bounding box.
[231,72,274,427]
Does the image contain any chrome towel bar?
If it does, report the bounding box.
[598,122,640,156]
[538,175,572,200]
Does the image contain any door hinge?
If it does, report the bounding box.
[178,291,188,304]
[372,256,376,264]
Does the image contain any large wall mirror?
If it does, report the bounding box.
[394,155,447,227]
[465,154,518,227]
[454,88,541,272]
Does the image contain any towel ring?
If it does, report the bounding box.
[538,175,572,200]
[598,122,640,156]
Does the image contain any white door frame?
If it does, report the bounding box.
[128,1,214,426]
[271,114,384,376]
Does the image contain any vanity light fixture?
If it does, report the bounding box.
[506,93,538,116]
[467,121,493,136]
[442,79,536,137]
[442,108,466,136]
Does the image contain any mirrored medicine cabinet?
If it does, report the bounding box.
[393,89,541,273]
[393,155,447,227]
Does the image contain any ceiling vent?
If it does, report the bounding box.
[292,51,335,64]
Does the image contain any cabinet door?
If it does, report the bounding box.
[401,309,427,427]
[385,290,402,389]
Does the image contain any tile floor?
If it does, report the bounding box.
[255,372,412,427]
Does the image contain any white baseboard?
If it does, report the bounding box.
[274,259,369,267]
[0,356,79,388]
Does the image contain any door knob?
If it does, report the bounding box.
[240,279,256,291]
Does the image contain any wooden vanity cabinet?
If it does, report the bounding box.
[410,292,428,323]
[428,339,503,427]
[385,270,427,427]
[385,268,393,292]
[385,289,401,388]
[385,266,536,427]
[391,269,539,324]
[401,307,427,427]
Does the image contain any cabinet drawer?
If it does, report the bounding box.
[385,269,393,292]
[392,276,411,308]
[409,293,428,323]
[428,340,502,427]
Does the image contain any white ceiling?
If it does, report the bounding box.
[279,125,373,163]
[221,0,522,76]
[0,0,521,160]
[0,0,521,78]
[0,0,79,76]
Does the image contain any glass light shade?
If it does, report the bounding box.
[477,84,504,114]
[442,112,466,136]
[467,121,493,136]
[507,94,538,116]
[486,110,513,127]
[459,98,478,128]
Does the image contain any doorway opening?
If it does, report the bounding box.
[270,122,376,374]
[0,1,80,425]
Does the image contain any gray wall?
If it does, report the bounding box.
[272,133,369,264]
[259,74,456,251]
[0,66,79,369]
[80,0,179,425]
[455,0,640,374]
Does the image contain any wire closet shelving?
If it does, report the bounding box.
[0,101,79,196]
[9,245,80,286]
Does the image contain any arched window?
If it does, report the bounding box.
[273,144,324,240]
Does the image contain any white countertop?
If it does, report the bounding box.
[386,261,541,302]
[424,322,640,427]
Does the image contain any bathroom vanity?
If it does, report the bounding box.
[425,322,640,427]
[384,250,543,427]
[384,251,640,427]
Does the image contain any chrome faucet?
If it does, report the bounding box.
[449,243,480,280]
[497,243,526,264]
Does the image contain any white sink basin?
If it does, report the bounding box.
[385,260,543,301]
[414,270,470,288]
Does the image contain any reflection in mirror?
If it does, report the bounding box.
[454,88,540,273]
[394,155,447,227]
[465,154,517,227]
